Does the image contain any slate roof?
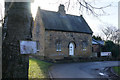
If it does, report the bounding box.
[38,8,93,34]
[92,38,105,45]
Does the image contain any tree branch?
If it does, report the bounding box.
[74,0,111,16]
[67,0,71,11]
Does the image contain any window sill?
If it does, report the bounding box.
[83,49,86,51]
[37,50,40,52]
[56,50,61,52]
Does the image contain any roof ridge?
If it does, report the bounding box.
[40,8,82,17]
[36,8,93,34]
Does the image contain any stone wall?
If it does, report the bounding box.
[32,8,45,57]
[44,30,92,59]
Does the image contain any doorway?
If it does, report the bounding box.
[69,43,75,56]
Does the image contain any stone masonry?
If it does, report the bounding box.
[33,29,92,59]
[44,30,92,59]
[32,5,93,60]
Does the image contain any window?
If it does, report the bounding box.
[92,47,94,52]
[56,42,61,51]
[82,41,88,51]
[36,41,40,52]
[4,17,8,29]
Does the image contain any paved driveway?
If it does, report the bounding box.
[49,61,120,79]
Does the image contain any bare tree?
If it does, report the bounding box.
[114,29,120,44]
[102,25,120,44]
[102,26,115,40]
[57,0,111,17]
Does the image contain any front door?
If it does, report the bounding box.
[69,43,74,56]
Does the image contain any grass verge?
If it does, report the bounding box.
[113,66,120,76]
[29,57,52,79]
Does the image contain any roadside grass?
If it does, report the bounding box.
[113,66,120,76]
[29,57,52,79]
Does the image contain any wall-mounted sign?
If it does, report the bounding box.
[20,41,37,54]
[101,52,112,56]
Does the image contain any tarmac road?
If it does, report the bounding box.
[49,61,120,79]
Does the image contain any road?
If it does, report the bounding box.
[49,61,120,79]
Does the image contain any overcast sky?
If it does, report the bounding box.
[0,0,119,37]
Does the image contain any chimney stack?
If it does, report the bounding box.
[58,4,66,16]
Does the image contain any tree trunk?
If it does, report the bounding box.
[2,2,32,78]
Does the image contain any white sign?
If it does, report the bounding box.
[20,41,37,54]
[101,52,112,56]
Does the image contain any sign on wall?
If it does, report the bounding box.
[20,41,37,54]
[101,52,111,57]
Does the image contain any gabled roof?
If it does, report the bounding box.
[37,8,93,34]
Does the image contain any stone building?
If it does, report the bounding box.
[32,4,93,59]
[92,39,105,57]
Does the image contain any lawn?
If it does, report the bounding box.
[113,66,120,76]
[29,57,52,79]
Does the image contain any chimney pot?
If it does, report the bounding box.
[58,4,66,16]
